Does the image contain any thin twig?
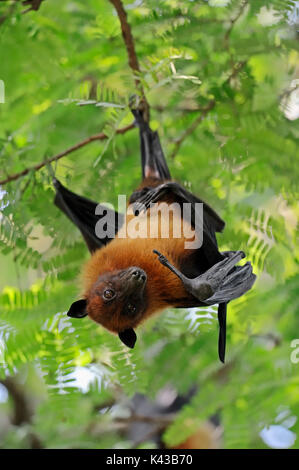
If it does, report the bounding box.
[153,105,208,114]
[0,0,17,26]
[0,122,135,185]
[224,0,248,43]
[170,99,216,159]
[225,60,247,83]
[224,0,248,69]
[170,60,247,159]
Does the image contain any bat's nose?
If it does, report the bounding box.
[130,268,147,283]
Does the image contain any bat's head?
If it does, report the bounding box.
[67,266,148,349]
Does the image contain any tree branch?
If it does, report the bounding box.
[0,122,135,186]
[0,0,44,22]
[109,0,149,121]
[109,0,139,77]
[0,376,32,425]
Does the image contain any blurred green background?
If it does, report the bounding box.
[0,0,298,449]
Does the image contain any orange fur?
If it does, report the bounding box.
[84,236,188,318]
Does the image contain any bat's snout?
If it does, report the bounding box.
[130,267,147,284]
[119,266,147,294]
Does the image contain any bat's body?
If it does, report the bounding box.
[83,184,199,332]
[54,107,256,361]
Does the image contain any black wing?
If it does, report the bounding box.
[53,178,124,253]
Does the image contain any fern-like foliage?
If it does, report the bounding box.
[0,0,298,450]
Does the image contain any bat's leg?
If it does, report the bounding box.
[153,249,254,303]
[130,106,171,181]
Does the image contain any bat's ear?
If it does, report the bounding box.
[67,299,88,318]
[118,329,137,349]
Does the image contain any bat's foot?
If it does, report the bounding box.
[136,183,174,212]
[153,249,255,304]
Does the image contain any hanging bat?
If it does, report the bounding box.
[53,107,256,362]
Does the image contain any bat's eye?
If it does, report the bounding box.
[103,289,115,300]
[126,303,136,315]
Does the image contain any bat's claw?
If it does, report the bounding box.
[153,249,169,266]
[137,187,164,210]
[132,190,159,213]
[139,192,154,210]
[153,250,166,264]
[153,249,161,257]
[133,202,145,215]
